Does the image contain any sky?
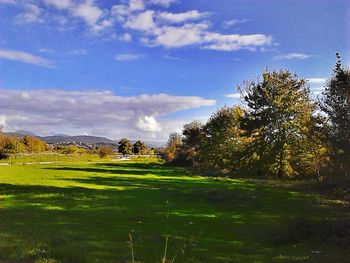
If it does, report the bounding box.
[0,0,349,142]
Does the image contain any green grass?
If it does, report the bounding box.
[0,158,349,262]
[0,153,107,164]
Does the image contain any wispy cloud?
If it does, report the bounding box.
[119,4,272,51]
[158,10,208,24]
[43,0,112,32]
[222,19,249,28]
[39,48,56,53]
[114,53,144,61]
[0,49,54,68]
[69,49,87,55]
[8,0,273,52]
[15,3,44,24]
[272,53,311,60]
[0,0,16,4]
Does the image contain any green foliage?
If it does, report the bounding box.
[180,120,205,167]
[133,140,147,155]
[164,68,343,179]
[319,53,350,176]
[240,69,315,177]
[98,145,113,158]
[118,138,132,155]
[162,132,182,162]
[59,145,81,155]
[200,106,248,173]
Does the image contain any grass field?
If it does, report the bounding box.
[0,156,349,262]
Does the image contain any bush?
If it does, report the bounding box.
[99,146,113,158]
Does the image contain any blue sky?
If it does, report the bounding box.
[0,0,349,141]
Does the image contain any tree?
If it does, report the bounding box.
[99,146,113,158]
[163,132,182,162]
[0,134,16,159]
[61,145,80,155]
[133,140,147,155]
[118,138,132,155]
[200,106,247,173]
[240,69,315,177]
[181,121,205,167]
[319,53,350,176]
[21,135,47,153]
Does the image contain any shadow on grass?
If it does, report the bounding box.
[0,162,349,263]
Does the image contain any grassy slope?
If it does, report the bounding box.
[0,158,349,263]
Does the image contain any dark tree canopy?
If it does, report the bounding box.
[133,140,147,155]
[319,53,350,175]
[118,138,132,155]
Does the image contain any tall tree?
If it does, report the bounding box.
[118,138,132,155]
[240,69,314,177]
[163,132,182,162]
[133,140,147,155]
[319,53,350,176]
[200,106,247,173]
[182,121,205,167]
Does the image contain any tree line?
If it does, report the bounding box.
[0,133,154,160]
[0,134,48,159]
[163,54,350,179]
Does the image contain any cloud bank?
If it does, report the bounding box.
[0,89,215,141]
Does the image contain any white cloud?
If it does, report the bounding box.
[203,33,272,51]
[306,78,327,96]
[114,53,144,61]
[119,33,132,42]
[111,4,130,18]
[124,10,156,31]
[149,0,178,7]
[43,0,111,32]
[128,0,145,11]
[307,78,326,85]
[12,0,273,52]
[158,10,207,23]
[225,93,241,99]
[43,0,72,9]
[0,89,215,141]
[143,22,272,51]
[272,53,311,60]
[136,115,162,132]
[310,86,324,95]
[0,115,7,129]
[72,2,103,26]
[0,49,54,68]
[152,23,208,48]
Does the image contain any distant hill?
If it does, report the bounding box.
[5,130,37,137]
[4,130,165,148]
[41,135,118,145]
